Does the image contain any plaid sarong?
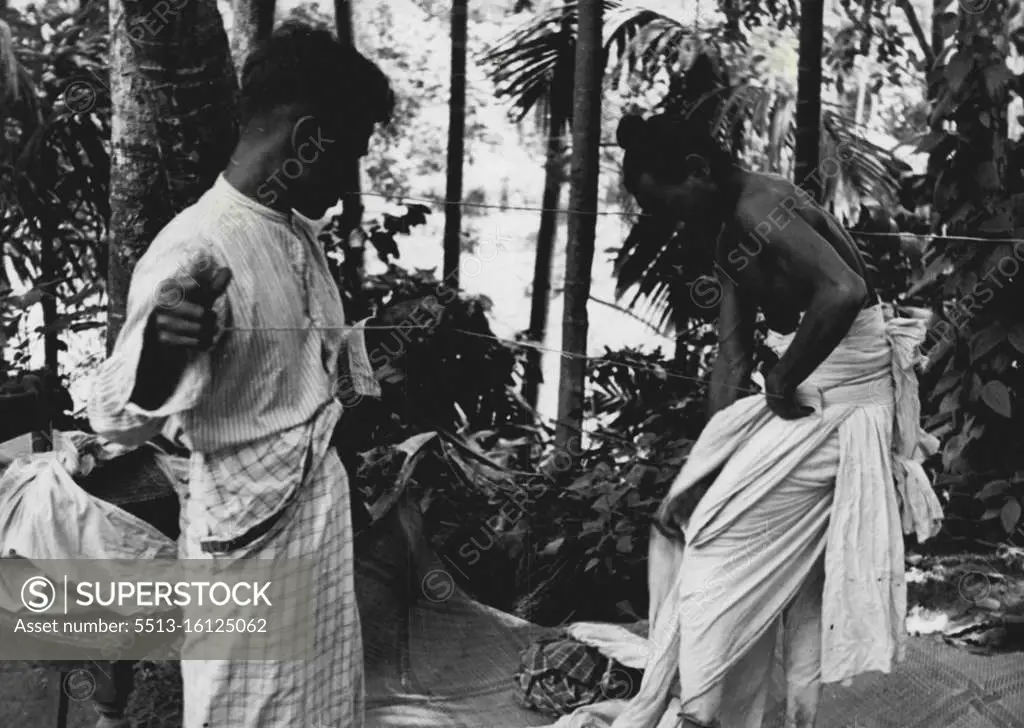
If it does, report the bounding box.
[515,636,641,718]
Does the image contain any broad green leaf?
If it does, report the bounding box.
[1000,498,1022,534]
[980,380,1012,418]
[925,409,954,430]
[970,324,1005,362]
[1007,323,1024,354]
[616,535,633,553]
[977,480,1010,500]
[989,353,1011,374]
[541,537,565,556]
[965,373,984,402]
[980,508,1002,520]
[13,289,44,308]
[569,473,595,492]
[932,373,960,398]
[584,557,599,572]
[935,12,958,41]
[944,52,972,93]
[939,389,960,414]
[942,434,967,470]
[984,64,1013,99]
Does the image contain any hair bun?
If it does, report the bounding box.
[616,114,647,150]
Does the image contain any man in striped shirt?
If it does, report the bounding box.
[88,24,401,727]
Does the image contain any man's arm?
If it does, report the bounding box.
[338,295,447,395]
[708,273,756,417]
[337,318,385,401]
[753,210,868,394]
[88,245,219,446]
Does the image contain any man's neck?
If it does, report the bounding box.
[222,134,294,215]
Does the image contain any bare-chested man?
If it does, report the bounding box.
[555,114,941,728]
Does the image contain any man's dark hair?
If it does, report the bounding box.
[239,22,394,129]
[617,113,736,192]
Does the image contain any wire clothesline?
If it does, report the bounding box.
[217,322,753,397]
[352,190,1024,245]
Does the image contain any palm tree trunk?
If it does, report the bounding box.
[442,0,467,288]
[793,0,824,202]
[335,0,368,319]
[554,0,602,463]
[229,0,276,78]
[106,0,239,352]
[523,103,566,410]
[40,230,58,375]
[99,1,237,720]
[928,0,946,133]
[854,68,868,125]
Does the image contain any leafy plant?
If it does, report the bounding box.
[0,0,110,374]
[913,0,1024,547]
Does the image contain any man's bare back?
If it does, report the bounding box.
[616,113,873,420]
[717,172,877,336]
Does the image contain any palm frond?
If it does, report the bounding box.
[482,1,691,128]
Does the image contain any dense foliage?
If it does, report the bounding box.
[911,0,1024,547]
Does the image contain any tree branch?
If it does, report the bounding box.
[896,0,935,70]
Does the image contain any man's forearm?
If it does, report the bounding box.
[130,323,188,410]
[770,286,866,392]
[708,355,751,418]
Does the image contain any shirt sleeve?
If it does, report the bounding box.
[338,318,383,399]
[87,239,227,447]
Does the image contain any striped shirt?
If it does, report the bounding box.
[87,174,381,548]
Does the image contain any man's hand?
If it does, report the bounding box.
[150,260,233,352]
[130,254,232,410]
[653,470,718,542]
[764,368,814,420]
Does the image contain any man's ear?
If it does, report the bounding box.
[290,114,321,157]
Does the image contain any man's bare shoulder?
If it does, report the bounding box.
[732,173,814,236]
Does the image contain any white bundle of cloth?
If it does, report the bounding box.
[0,433,177,616]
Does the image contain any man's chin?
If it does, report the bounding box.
[293,201,331,221]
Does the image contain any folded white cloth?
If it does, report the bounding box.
[564,622,649,670]
[0,435,176,616]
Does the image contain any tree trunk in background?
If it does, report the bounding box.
[106,0,239,352]
[523,103,566,410]
[40,231,58,375]
[229,0,276,78]
[442,0,467,288]
[854,0,874,126]
[335,0,368,319]
[793,0,824,201]
[554,0,602,464]
[928,0,946,133]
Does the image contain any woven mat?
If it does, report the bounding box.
[355,498,556,727]
[357,500,1024,728]
[766,637,1024,728]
